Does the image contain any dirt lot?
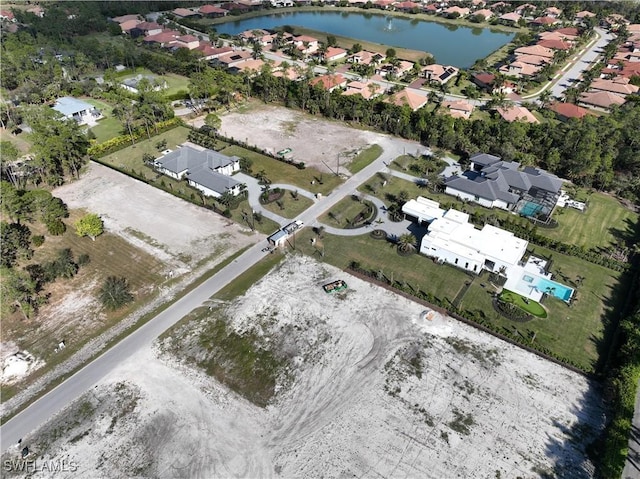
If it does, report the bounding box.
[218,103,426,175]
[4,256,605,478]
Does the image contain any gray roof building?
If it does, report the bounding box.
[155,145,240,176]
[186,167,241,193]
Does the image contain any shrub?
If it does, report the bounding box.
[46,219,66,236]
[77,254,90,266]
[99,276,134,311]
[32,235,45,247]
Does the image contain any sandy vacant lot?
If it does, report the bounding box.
[54,162,257,273]
[5,256,605,479]
[219,103,425,174]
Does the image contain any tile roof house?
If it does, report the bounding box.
[544,6,562,18]
[499,12,521,24]
[26,5,45,17]
[575,10,596,20]
[131,22,163,37]
[119,19,142,33]
[500,61,541,78]
[384,89,428,111]
[120,74,167,94]
[441,100,475,119]
[199,5,228,17]
[474,9,493,20]
[309,73,347,91]
[153,144,243,198]
[444,153,563,214]
[172,8,200,18]
[589,78,639,97]
[444,6,470,17]
[395,1,420,12]
[143,30,181,48]
[548,102,591,120]
[495,105,539,123]
[538,31,578,43]
[514,3,536,15]
[324,46,348,62]
[214,50,253,67]
[228,58,265,75]
[420,64,459,84]
[578,91,627,111]
[112,14,141,24]
[515,45,555,59]
[174,35,200,50]
[196,44,233,60]
[530,16,559,26]
[342,80,383,99]
[347,50,385,65]
[537,39,572,51]
[514,54,552,66]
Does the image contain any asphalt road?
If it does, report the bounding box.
[0,138,409,454]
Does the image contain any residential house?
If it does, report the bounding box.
[199,5,228,17]
[143,30,181,48]
[196,44,233,61]
[603,14,629,31]
[221,2,252,13]
[374,0,395,9]
[495,105,539,123]
[500,61,541,78]
[347,50,385,65]
[52,97,102,126]
[578,91,626,111]
[589,78,639,97]
[131,22,163,38]
[309,73,347,92]
[174,35,200,50]
[112,14,140,24]
[395,1,420,12]
[575,10,596,21]
[342,80,382,99]
[240,29,269,41]
[474,9,493,20]
[0,10,15,22]
[554,27,580,38]
[153,144,243,198]
[514,54,551,66]
[530,16,559,27]
[489,2,512,11]
[26,6,45,18]
[514,3,536,15]
[443,6,470,17]
[422,4,438,14]
[172,8,200,18]
[420,64,459,84]
[544,6,562,18]
[402,196,445,225]
[121,74,167,94]
[120,19,142,34]
[384,89,428,111]
[514,45,555,59]
[538,31,578,43]
[273,67,302,81]
[537,39,572,51]
[444,153,563,216]
[228,58,265,75]
[324,46,348,62]
[548,102,591,121]
[471,0,487,7]
[499,12,521,25]
[376,60,414,78]
[441,100,475,119]
[214,50,253,68]
[271,0,295,6]
[293,35,319,54]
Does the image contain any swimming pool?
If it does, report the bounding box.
[535,277,574,302]
[519,201,543,217]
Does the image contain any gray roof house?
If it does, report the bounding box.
[52,97,102,126]
[445,153,563,220]
[153,144,243,198]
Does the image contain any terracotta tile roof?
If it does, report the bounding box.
[385,89,428,110]
[496,105,539,123]
[549,102,591,119]
[579,91,626,109]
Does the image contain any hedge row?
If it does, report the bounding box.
[88,118,184,158]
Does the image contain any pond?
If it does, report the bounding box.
[212,10,515,68]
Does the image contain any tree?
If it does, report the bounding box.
[99,276,134,311]
[397,233,417,254]
[0,267,42,320]
[75,213,104,241]
[385,48,397,59]
[0,221,33,268]
[204,113,222,131]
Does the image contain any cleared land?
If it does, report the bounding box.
[2,256,604,478]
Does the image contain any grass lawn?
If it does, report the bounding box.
[219,145,343,196]
[295,229,470,306]
[346,144,382,174]
[115,67,189,99]
[460,245,625,373]
[84,98,123,143]
[500,290,547,318]
[261,189,314,219]
[318,196,376,229]
[229,198,281,235]
[545,190,638,250]
[0,129,32,154]
[390,154,446,176]
[99,126,190,172]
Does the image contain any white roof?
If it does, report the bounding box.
[401,196,445,222]
[475,224,528,266]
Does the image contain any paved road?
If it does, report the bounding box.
[623,385,640,479]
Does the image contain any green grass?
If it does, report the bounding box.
[0,129,32,154]
[295,229,470,305]
[115,68,190,99]
[229,198,281,235]
[214,250,285,301]
[99,126,190,172]
[346,144,382,174]
[261,189,314,219]
[84,98,124,143]
[318,196,375,229]
[500,290,547,318]
[545,190,638,250]
[390,154,446,176]
[219,145,343,196]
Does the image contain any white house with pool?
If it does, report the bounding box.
[405,196,574,303]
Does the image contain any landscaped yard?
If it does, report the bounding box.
[346,144,382,174]
[500,290,547,318]
[318,196,376,229]
[261,189,314,219]
[292,225,626,373]
[219,145,343,196]
[390,154,447,177]
[545,190,638,250]
[115,68,189,99]
[85,98,121,143]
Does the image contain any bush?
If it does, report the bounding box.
[46,219,66,236]
[32,235,45,247]
[77,254,90,266]
[99,276,134,311]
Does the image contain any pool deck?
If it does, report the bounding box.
[503,256,573,303]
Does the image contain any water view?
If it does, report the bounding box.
[212,11,515,68]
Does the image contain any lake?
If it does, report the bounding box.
[212,11,515,68]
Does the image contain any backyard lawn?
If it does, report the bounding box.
[219,145,343,196]
[545,190,638,250]
[390,154,447,176]
[85,98,122,143]
[261,189,314,219]
[116,68,189,99]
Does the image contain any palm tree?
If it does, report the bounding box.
[397,233,417,254]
